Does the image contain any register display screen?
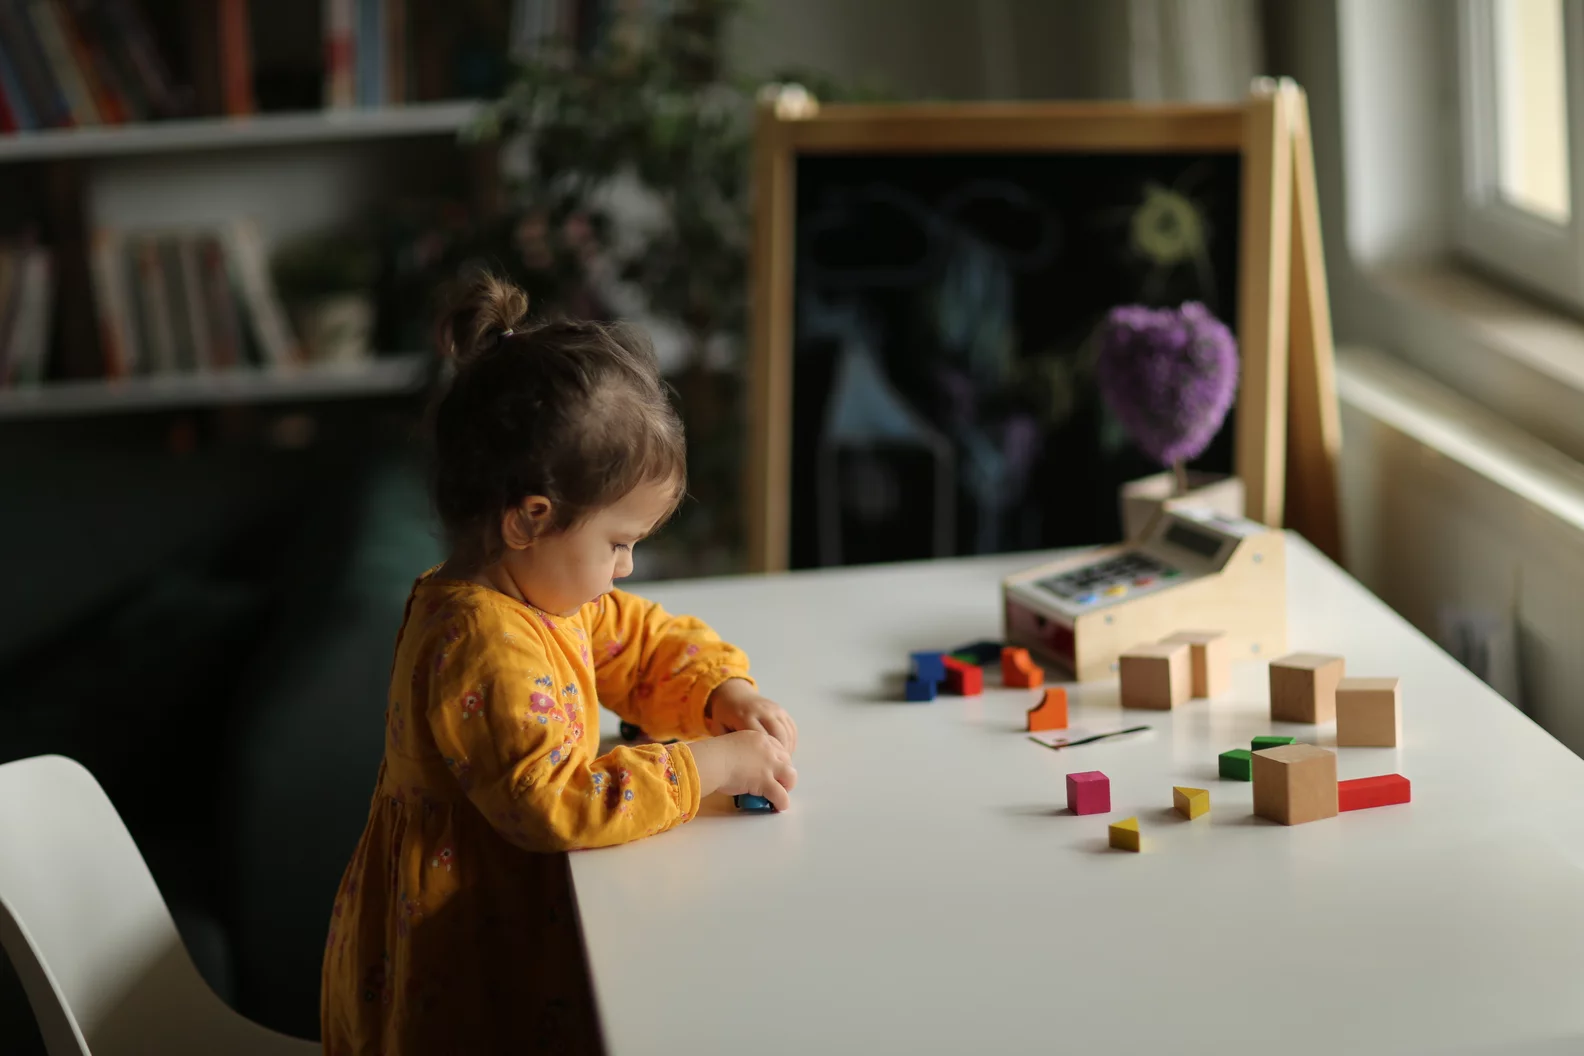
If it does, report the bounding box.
[1164,522,1223,559]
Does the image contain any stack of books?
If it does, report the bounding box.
[0,240,54,386]
[89,218,300,380]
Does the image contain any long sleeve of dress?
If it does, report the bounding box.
[584,588,755,742]
[425,605,700,851]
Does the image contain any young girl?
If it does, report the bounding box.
[321,273,798,1055]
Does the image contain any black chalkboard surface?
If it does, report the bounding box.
[785,150,1242,570]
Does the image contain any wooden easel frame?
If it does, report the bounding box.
[745,78,1342,574]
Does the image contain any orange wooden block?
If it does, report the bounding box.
[1001,646,1044,688]
[1027,687,1068,732]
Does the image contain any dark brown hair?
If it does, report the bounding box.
[429,270,687,569]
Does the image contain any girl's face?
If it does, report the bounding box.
[501,478,679,616]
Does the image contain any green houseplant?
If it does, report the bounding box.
[448,0,878,575]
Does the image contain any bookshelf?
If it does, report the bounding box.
[0,0,515,415]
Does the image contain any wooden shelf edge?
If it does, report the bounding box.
[0,353,433,419]
[0,101,486,164]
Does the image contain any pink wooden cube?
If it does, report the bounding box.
[1066,771,1111,815]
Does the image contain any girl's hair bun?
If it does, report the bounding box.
[436,269,530,365]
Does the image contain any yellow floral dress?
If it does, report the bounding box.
[320,571,753,1056]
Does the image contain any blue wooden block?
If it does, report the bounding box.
[904,676,938,702]
[734,794,775,812]
[910,650,947,684]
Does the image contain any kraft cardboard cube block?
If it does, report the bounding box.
[1252,743,1338,825]
[1119,640,1191,710]
[1067,770,1110,815]
[1161,630,1231,698]
[1336,677,1401,747]
[1269,653,1345,724]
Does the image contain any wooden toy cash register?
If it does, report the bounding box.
[1002,507,1287,683]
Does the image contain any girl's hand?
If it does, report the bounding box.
[688,730,797,811]
[707,678,798,751]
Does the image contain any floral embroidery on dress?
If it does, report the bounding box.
[535,674,554,689]
[362,954,392,1005]
[528,691,565,726]
[661,747,679,786]
[562,682,578,696]
[670,643,702,675]
[397,892,422,938]
[539,614,556,630]
[430,846,454,871]
[605,638,626,659]
[443,757,472,790]
[460,690,483,720]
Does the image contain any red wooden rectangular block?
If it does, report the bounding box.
[1338,774,1410,812]
[942,655,983,695]
[1066,770,1110,815]
[937,655,975,696]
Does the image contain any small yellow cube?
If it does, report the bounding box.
[1109,816,1141,852]
[1172,785,1209,819]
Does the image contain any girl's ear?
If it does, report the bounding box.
[502,496,553,550]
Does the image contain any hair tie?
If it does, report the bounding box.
[501,328,514,338]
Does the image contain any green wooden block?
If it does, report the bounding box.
[1252,735,1296,752]
[1219,748,1254,780]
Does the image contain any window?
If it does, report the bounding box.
[1455,0,1584,309]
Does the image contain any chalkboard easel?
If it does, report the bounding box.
[745,79,1342,574]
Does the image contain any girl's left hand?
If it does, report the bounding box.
[707,679,798,752]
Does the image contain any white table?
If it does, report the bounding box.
[574,535,1584,1055]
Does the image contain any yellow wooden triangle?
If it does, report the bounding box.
[1111,816,1139,832]
[1173,786,1207,798]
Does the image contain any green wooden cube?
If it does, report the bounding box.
[1219,748,1254,781]
[1252,735,1296,752]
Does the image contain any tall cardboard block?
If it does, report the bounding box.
[1336,677,1401,747]
[1119,640,1191,710]
[1269,653,1345,723]
[1252,743,1338,825]
[1161,630,1231,698]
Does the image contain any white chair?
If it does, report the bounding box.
[0,754,318,1055]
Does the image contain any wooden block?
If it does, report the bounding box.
[942,655,983,696]
[1269,652,1345,724]
[1219,748,1253,780]
[1251,735,1296,752]
[1066,770,1110,815]
[1336,677,1401,747]
[1108,816,1141,851]
[734,794,775,812]
[1027,686,1068,732]
[904,677,936,702]
[1161,629,1231,698]
[910,650,946,685]
[1118,640,1191,709]
[1338,773,1411,811]
[1173,786,1209,819]
[951,640,1003,666]
[1251,743,1338,825]
[1001,646,1045,688]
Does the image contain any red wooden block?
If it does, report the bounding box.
[1027,686,1068,732]
[942,655,983,696]
[1067,770,1110,815]
[1000,646,1044,688]
[1338,774,1411,812]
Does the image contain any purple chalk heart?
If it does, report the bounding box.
[1094,302,1239,467]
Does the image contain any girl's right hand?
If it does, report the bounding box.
[689,730,797,811]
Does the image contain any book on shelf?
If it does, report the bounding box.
[0,240,56,386]
[87,217,300,384]
[0,0,184,131]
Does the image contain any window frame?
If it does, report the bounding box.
[1453,0,1584,311]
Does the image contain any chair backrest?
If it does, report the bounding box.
[0,754,312,1056]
